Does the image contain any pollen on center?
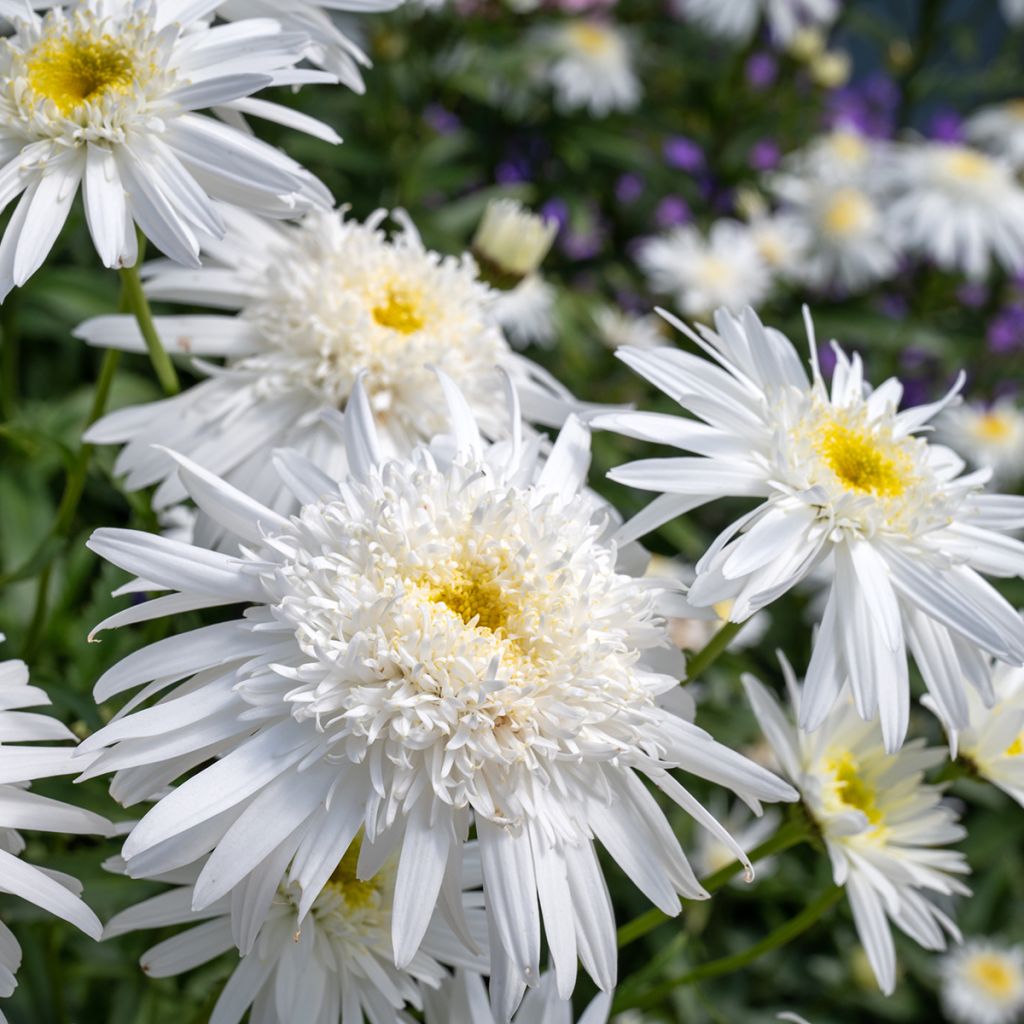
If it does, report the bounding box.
[371,286,427,334]
[828,753,883,825]
[816,420,910,498]
[325,839,380,912]
[428,565,516,636]
[966,953,1019,999]
[26,32,136,114]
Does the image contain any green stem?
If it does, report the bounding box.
[119,258,179,396]
[616,817,811,948]
[613,885,843,1013]
[685,620,745,681]
[0,295,17,422]
[23,564,52,660]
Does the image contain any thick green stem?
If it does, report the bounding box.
[685,620,745,681]
[616,817,811,948]
[614,885,843,1013]
[119,259,179,396]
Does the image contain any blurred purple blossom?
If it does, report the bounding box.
[495,157,531,185]
[988,305,1024,353]
[663,136,704,172]
[745,52,778,91]
[825,72,898,139]
[928,109,963,143]
[424,103,461,135]
[749,139,781,171]
[877,293,908,320]
[818,344,838,376]
[541,198,569,230]
[654,195,691,228]
[957,282,988,309]
[615,173,645,204]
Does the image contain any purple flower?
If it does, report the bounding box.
[818,343,838,376]
[663,136,704,172]
[424,103,461,135]
[745,52,778,91]
[988,305,1024,353]
[654,195,691,228]
[929,109,963,143]
[615,173,645,205]
[749,139,781,171]
[495,159,531,185]
[877,293,909,320]
[541,198,569,231]
[957,282,988,309]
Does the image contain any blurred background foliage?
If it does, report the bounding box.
[1,0,1024,1021]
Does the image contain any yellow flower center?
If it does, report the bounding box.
[372,288,426,334]
[828,753,882,824]
[26,32,136,114]
[829,132,866,164]
[428,565,515,636]
[966,954,1019,999]
[816,421,910,497]
[821,187,873,238]
[974,412,1014,442]
[567,22,614,55]
[1005,733,1024,757]
[698,257,733,287]
[325,839,380,912]
[944,147,995,182]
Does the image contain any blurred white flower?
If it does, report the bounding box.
[80,206,574,543]
[670,0,838,45]
[941,939,1024,1024]
[926,662,1024,805]
[782,125,878,183]
[1001,0,1024,25]
[0,641,110,1009]
[83,379,795,1018]
[594,307,667,350]
[541,20,641,117]
[745,663,969,995]
[491,273,558,349]
[473,198,558,285]
[748,211,813,284]
[0,0,334,298]
[966,99,1024,170]
[106,836,488,1024]
[597,306,1024,751]
[637,221,773,317]
[882,142,1024,280]
[937,399,1024,485]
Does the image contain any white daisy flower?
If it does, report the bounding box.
[782,125,878,184]
[937,399,1024,486]
[770,175,899,294]
[748,212,812,285]
[637,221,773,318]
[472,199,558,287]
[490,273,558,350]
[670,0,838,45]
[744,663,970,995]
[539,19,641,117]
[0,641,111,1009]
[941,938,1024,1024]
[881,142,1024,280]
[1002,0,1024,24]
[0,0,336,298]
[79,206,573,545]
[81,375,796,1017]
[423,968,611,1024]
[966,100,1024,171]
[595,306,1024,751]
[928,662,1024,805]
[594,307,667,351]
[104,835,489,1024]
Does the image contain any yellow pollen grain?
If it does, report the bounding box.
[945,147,993,182]
[567,23,614,55]
[821,187,872,238]
[816,421,909,497]
[967,954,1018,999]
[372,288,425,334]
[26,33,136,114]
[429,566,514,635]
[828,753,882,825]
[1006,733,1024,757]
[325,840,379,911]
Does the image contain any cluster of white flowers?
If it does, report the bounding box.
[2,1,1024,1022]
[639,121,1024,318]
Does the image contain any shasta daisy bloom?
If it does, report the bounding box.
[636,221,773,318]
[936,399,1024,485]
[472,199,558,288]
[966,100,1024,172]
[0,641,111,1010]
[423,968,611,1024]
[104,836,490,1024]
[926,662,1024,805]
[490,273,558,350]
[594,307,667,351]
[747,211,812,284]
[0,0,336,298]
[79,206,572,544]
[596,305,1024,751]
[1002,0,1024,24]
[669,0,838,45]
[941,938,1024,1024]
[539,19,640,117]
[744,664,970,995]
[881,141,1024,280]
[82,375,796,1017]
